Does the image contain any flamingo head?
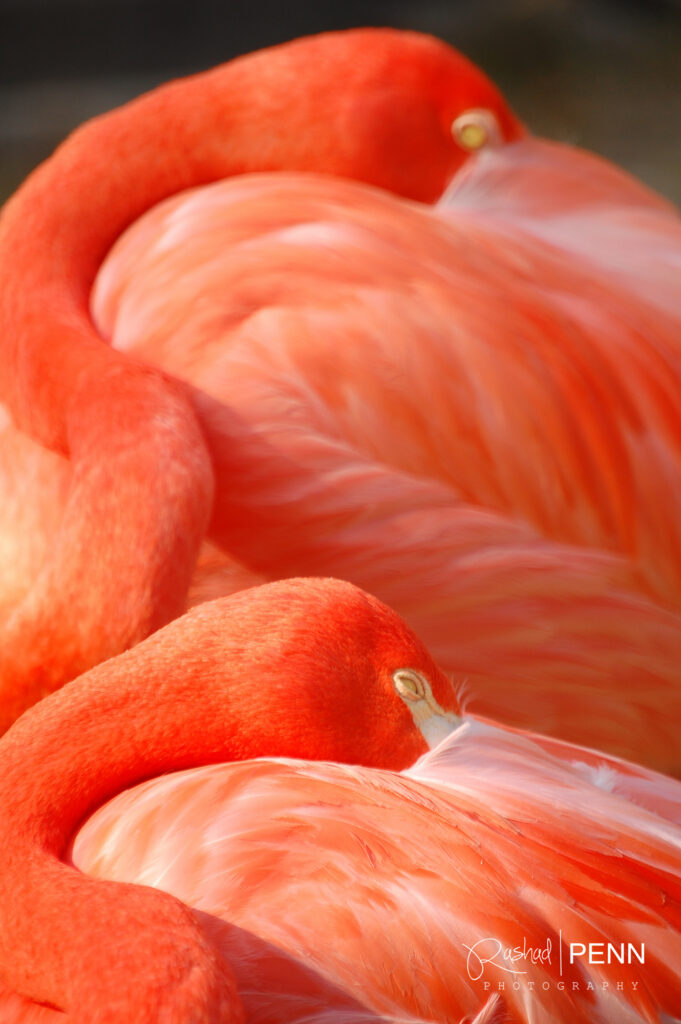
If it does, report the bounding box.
[214,27,525,203]
[227,577,461,772]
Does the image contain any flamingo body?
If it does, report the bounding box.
[6,718,681,1022]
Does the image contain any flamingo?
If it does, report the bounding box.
[0,27,523,727]
[2,28,681,770]
[0,577,679,1023]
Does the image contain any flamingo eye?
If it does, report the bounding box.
[393,669,427,702]
[451,109,501,151]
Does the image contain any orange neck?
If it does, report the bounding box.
[0,27,518,721]
[0,579,437,1019]
[0,28,519,448]
[0,58,267,449]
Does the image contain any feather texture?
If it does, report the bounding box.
[64,717,681,1023]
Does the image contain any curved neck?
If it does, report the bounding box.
[0,27,505,449]
[0,60,260,448]
[0,29,517,719]
[0,579,436,1018]
[0,32,424,449]
[0,598,256,1018]
[3,583,403,847]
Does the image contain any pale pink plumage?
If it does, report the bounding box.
[93,142,681,768]
[43,718,681,1022]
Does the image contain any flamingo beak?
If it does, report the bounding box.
[393,669,461,750]
[412,701,461,750]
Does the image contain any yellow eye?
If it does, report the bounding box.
[393,669,426,702]
[451,109,501,152]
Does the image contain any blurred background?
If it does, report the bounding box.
[1,0,680,206]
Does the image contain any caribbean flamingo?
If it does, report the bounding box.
[0,578,679,1023]
[0,27,523,727]
[2,28,681,770]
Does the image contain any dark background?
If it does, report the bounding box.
[1,0,680,206]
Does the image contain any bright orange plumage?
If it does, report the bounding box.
[0,578,460,1022]
[3,26,681,1024]
[0,28,524,732]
